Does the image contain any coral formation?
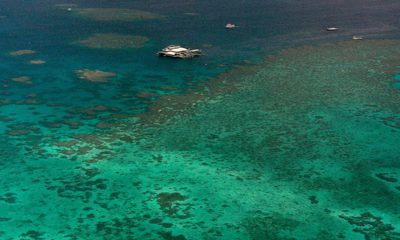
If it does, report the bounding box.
[2,40,400,239]
[76,33,149,49]
[11,76,32,84]
[339,212,400,239]
[76,69,116,83]
[9,49,36,56]
[29,59,46,65]
[74,8,164,22]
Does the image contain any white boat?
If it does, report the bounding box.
[352,36,363,40]
[326,27,339,31]
[158,45,202,59]
[225,23,236,29]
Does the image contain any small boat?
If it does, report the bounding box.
[352,36,363,40]
[225,23,236,29]
[326,27,339,31]
[158,45,202,59]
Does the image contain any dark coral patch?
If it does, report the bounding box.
[156,192,192,218]
[339,212,400,239]
[149,218,163,224]
[55,140,79,147]
[6,124,39,137]
[157,192,187,210]
[47,177,108,203]
[94,217,138,238]
[62,120,81,129]
[0,192,17,204]
[375,173,398,183]
[20,230,44,240]
[308,195,318,204]
[159,231,187,240]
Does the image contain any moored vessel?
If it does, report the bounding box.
[158,45,202,59]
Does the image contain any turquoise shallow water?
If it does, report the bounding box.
[133,40,400,239]
[1,1,400,239]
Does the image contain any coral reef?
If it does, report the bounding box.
[29,59,46,65]
[2,40,400,239]
[76,69,116,83]
[73,8,164,22]
[9,49,36,56]
[339,212,400,239]
[76,33,149,49]
[244,212,300,239]
[11,76,32,84]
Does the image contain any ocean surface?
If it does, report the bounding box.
[0,0,400,239]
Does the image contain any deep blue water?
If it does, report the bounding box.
[0,0,398,112]
[1,0,399,105]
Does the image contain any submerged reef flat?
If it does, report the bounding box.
[29,59,45,65]
[8,49,36,56]
[76,69,116,83]
[73,8,164,22]
[54,3,78,9]
[76,33,149,49]
[11,76,32,84]
[2,40,400,239]
[134,40,400,239]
